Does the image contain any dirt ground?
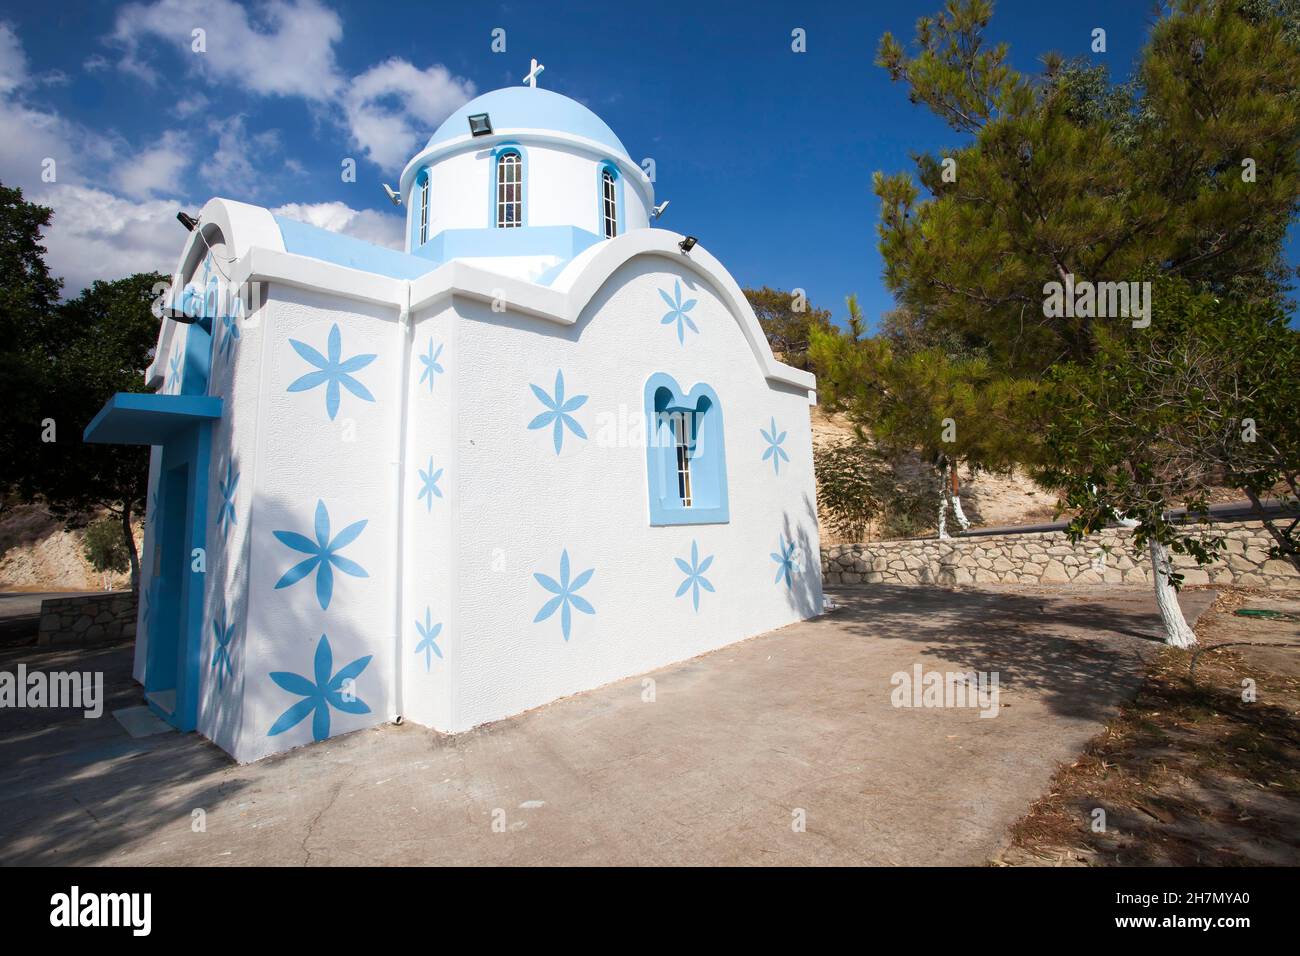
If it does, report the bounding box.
[995,588,1300,866]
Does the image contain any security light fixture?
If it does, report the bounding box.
[678,235,697,254]
[652,200,670,220]
[468,113,493,137]
[177,211,199,231]
[382,183,402,206]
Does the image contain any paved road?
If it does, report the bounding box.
[957,498,1293,539]
[0,584,1214,866]
[0,591,105,620]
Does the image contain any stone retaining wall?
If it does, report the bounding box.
[821,521,1299,590]
[38,591,138,645]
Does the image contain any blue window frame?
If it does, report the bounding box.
[417,169,430,245]
[493,147,524,228]
[644,372,729,525]
[597,161,623,238]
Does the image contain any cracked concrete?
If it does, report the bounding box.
[0,584,1213,865]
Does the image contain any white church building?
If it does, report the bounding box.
[85,76,823,763]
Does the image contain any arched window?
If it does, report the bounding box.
[418,171,430,245]
[644,373,729,525]
[601,168,618,238]
[496,150,522,228]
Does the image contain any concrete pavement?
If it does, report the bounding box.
[0,583,1214,865]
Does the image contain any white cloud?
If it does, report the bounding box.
[273,200,404,250]
[114,130,191,199]
[107,1,473,172]
[343,58,475,170]
[0,21,29,95]
[109,0,343,99]
[199,114,282,197]
[0,23,187,292]
[171,91,209,119]
[30,184,182,293]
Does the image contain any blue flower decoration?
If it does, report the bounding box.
[219,310,240,361]
[168,349,182,393]
[273,500,369,610]
[417,458,443,512]
[418,340,444,392]
[268,634,371,742]
[659,279,699,344]
[772,537,798,588]
[527,369,588,454]
[414,608,443,672]
[217,458,238,535]
[760,417,790,475]
[211,603,235,690]
[674,540,715,612]
[287,323,377,421]
[533,548,595,640]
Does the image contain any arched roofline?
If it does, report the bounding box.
[147,198,285,385]
[407,229,815,391]
[218,224,815,394]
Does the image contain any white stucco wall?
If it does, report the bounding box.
[195,271,265,756]
[441,256,822,731]
[401,302,457,731]
[235,284,402,762]
[407,141,650,248]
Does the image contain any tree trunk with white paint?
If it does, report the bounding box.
[951,494,971,531]
[1148,538,1198,648]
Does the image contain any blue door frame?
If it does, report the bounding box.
[85,393,221,732]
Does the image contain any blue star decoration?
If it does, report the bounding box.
[772,537,799,588]
[219,308,240,361]
[534,548,595,641]
[527,369,588,454]
[417,458,443,512]
[268,634,371,742]
[211,603,235,690]
[414,608,443,672]
[168,349,182,393]
[659,279,699,344]
[273,500,369,611]
[418,339,445,392]
[674,540,715,612]
[760,417,790,475]
[287,323,377,421]
[217,458,238,535]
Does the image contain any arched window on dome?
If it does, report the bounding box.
[417,170,430,245]
[601,168,617,238]
[495,149,523,228]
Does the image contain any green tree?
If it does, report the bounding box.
[873,0,1300,372]
[0,184,62,520]
[83,515,132,576]
[820,0,1300,644]
[1038,279,1300,645]
[743,286,833,371]
[35,274,163,591]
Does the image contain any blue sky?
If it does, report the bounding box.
[0,0,1295,327]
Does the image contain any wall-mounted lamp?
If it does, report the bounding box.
[177,211,199,231]
[678,236,697,254]
[467,113,493,136]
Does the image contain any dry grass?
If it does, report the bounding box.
[994,587,1300,866]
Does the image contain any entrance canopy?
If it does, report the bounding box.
[83,393,223,446]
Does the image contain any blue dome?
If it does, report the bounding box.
[427,87,629,158]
